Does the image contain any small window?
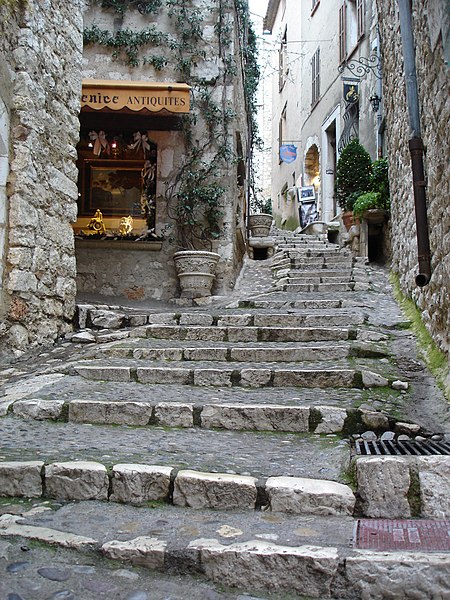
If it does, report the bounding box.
[357,0,365,39]
[339,4,347,63]
[279,27,288,91]
[311,48,320,106]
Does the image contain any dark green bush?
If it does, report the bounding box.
[336,139,372,211]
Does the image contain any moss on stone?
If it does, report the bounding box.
[407,465,421,517]
[389,272,449,400]
[308,407,323,432]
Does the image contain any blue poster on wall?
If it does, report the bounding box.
[279,144,297,164]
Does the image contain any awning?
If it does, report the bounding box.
[81,80,190,114]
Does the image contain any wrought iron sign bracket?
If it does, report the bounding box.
[338,54,382,82]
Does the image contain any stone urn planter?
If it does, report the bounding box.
[248,213,273,237]
[173,250,220,298]
[362,208,388,225]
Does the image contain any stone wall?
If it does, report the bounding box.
[0,0,83,355]
[376,0,450,356]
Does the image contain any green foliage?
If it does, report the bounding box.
[353,191,383,217]
[336,139,372,211]
[370,157,390,201]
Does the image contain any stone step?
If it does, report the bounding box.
[79,308,362,331]
[289,257,353,265]
[287,269,353,278]
[286,276,353,285]
[239,299,344,309]
[72,362,363,389]
[2,500,448,599]
[0,459,356,517]
[93,342,354,362]
[11,398,376,433]
[141,324,355,342]
[0,417,349,480]
[284,283,355,293]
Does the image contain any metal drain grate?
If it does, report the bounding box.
[354,519,450,551]
[354,439,450,456]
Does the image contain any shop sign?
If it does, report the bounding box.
[81,80,191,113]
[279,144,297,164]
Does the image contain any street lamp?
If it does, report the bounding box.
[369,93,381,112]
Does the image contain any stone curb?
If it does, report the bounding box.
[0,460,355,516]
[2,515,448,599]
[9,400,407,435]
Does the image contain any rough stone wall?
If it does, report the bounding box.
[0,0,83,355]
[376,0,450,356]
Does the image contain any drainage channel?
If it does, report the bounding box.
[354,439,450,456]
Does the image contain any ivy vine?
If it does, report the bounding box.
[83,0,259,249]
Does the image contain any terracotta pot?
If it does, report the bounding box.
[342,211,355,231]
[248,213,273,237]
[173,250,220,298]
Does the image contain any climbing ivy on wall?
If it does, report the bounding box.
[84,0,259,249]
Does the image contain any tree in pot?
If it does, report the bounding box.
[335,139,372,228]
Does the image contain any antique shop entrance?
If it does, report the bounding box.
[74,79,192,301]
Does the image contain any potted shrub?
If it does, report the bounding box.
[353,158,390,223]
[336,139,372,229]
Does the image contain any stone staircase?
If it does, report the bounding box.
[0,231,449,598]
[270,232,369,293]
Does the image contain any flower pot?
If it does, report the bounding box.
[173,250,220,298]
[248,213,273,237]
[362,209,388,224]
[342,211,355,231]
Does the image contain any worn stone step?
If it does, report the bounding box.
[93,342,353,362]
[284,283,355,293]
[2,501,448,599]
[0,459,357,518]
[0,416,349,480]
[287,269,353,278]
[238,299,344,309]
[141,324,355,342]
[287,276,353,285]
[11,398,378,434]
[72,362,363,388]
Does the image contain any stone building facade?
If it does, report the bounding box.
[376,0,449,357]
[0,0,252,355]
[264,0,381,232]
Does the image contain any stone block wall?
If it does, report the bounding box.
[376,0,450,356]
[0,0,83,354]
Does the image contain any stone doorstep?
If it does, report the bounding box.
[0,460,355,516]
[1,515,449,600]
[13,399,362,434]
[73,364,360,388]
